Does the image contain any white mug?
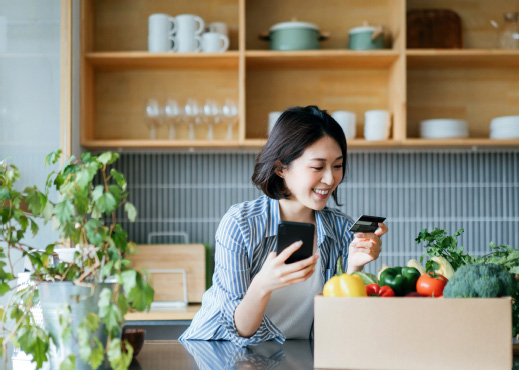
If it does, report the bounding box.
[268,111,282,134]
[364,109,391,141]
[331,111,356,140]
[148,14,177,52]
[202,32,229,52]
[176,14,205,35]
[148,34,177,52]
[208,22,229,38]
[177,32,203,52]
[148,13,177,37]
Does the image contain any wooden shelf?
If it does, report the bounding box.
[407,50,519,69]
[85,51,240,70]
[81,139,242,149]
[245,50,400,69]
[403,138,519,147]
[80,0,519,150]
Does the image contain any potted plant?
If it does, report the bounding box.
[0,150,154,370]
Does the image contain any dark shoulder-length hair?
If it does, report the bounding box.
[251,105,347,205]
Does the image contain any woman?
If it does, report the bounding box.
[180,106,388,347]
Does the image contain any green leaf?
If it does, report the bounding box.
[92,185,104,201]
[55,199,75,226]
[0,188,9,200]
[30,219,39,237]
[45,149,62,166]
[98,288,123,335]
[125,202,137,222]
[60,354,76,370]
[127,272,154,311]
[110,169,127,191]
[0,283,10,295]
[78,323,92,363]
[85,219,105,246]
[108,338,133,370]
[73,191,89,216]
[98,152,113,165]
[96,192,117,216]
[120,270,137,294]
[89,337,105,370]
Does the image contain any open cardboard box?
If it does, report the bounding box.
[314,295,512,370]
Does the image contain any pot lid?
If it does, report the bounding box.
[349,26,377,34]
[270,21,319,32]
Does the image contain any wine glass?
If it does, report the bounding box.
[222,98,238,140]
[165,99,183,140]
[203,99,221,141]
[145,99,162,140]
[184,98,201,140]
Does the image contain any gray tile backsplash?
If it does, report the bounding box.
[110,150,519,275]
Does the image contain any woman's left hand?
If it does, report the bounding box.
[346,223,388,273]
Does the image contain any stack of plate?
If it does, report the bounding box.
[420,119,468,139]
[490,116,519,139]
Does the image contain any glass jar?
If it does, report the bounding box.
[500,12,519,49]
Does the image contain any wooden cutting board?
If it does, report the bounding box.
[130,244,206,303]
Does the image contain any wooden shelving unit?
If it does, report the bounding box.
[80,0,519,149]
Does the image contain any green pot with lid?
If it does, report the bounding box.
[348,25,385,50]
[260,21,329,51]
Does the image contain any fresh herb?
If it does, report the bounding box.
[416,228,472,271]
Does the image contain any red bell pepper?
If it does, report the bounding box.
[365,283,395,297]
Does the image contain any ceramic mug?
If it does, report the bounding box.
[176,14,205,35]
[148,34,177,52]
[208,22,229,38]
[331,111,356,140]
[148,13,177,37]
[364,109,391,141]
[148,13,177,52]
[177,31,203,52]
[202,32,229,52]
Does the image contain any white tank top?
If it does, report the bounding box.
[264,252,323,339]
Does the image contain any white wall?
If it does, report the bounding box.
[0,0,62,305]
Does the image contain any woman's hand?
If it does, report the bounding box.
[251,241,319,296]
[346,222,388,273]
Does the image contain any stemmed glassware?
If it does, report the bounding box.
[203,99,221,141]
[184,98,201,141]
[222,98,238,140]
[164,99,183,140]
[145,99,162,140]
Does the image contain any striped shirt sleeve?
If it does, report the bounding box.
[212,210,285,347]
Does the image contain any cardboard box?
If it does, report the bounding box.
[314,295,512,370]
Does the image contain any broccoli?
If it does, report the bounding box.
[443,263,517,298]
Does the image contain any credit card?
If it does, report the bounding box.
[349,215,386,233]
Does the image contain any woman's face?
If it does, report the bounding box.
[279,136,343,211]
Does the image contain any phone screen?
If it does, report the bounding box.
[277,221,315,264]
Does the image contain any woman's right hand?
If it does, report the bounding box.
[251,241,319,295]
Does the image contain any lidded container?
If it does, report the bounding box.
[261,21,328,51]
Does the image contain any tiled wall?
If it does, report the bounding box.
[111,149,519,275]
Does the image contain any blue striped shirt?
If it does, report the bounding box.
[179,195,355,347]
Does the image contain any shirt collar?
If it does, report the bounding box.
[266,196,281,238]
[316,208,337,245]
[266,196,336,244]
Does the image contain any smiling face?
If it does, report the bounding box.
[278,136,344,214]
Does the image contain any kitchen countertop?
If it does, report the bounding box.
[129,339,314,370]
[129,340,519,370]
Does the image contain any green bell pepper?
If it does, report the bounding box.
[379,267,421,296]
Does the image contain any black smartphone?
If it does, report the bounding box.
[276,221,315,264]
[348,215,386,233]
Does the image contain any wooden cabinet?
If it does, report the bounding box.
[81,0,519,149]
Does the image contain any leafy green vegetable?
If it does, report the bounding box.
[416,228,472,270]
